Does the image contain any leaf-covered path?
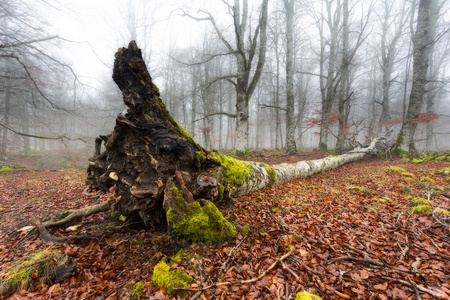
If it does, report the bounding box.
[1,155,449,299]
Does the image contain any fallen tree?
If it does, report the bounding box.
[41,41,384,244]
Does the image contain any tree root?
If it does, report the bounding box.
[42,200,111,228]
[30,214,104,244]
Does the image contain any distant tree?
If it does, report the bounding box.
[284,0,297,154]
[0,0,79,156]
[393,0,441,154]
[183,0,269,156]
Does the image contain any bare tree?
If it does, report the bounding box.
[393,0,441,154]
[182,0,269,155]
[284,0,297,154]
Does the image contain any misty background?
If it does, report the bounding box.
[1,0,449,167]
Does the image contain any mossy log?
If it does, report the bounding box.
[86,41,383,244]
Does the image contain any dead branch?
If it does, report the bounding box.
[385,276,449,299]
[30,214,103,244]
[42,200,111,228]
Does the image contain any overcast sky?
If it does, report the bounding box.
[45,0,231,89]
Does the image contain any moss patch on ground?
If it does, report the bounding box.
[151,254,193,295]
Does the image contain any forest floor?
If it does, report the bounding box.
[0,152,450,299]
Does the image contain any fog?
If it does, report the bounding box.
[1,0,449,168]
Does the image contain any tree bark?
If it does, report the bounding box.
[86,41,383,243]
[393,0,439,154]
[284,0,297,154]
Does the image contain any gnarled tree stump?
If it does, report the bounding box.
[86,41,383,243]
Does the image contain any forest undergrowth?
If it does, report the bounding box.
[0,153,449,299]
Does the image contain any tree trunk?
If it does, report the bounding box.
[393,0,439,154]
[87,41,384,244]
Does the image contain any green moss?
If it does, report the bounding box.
[377,198,393,203]
[213,153,253,191]
[402,172,415,178]
[402,186,412,193]
[128,281,145,300]
[349,186,370,193]
[327,155,338,158]
[2,249,59,292]
[241,225,249,235]
[264,163,276,188]
[218,183,225,201]
[0,166,13,173]
[171,184,185,204]
[386,166,406,172]
[420,176,435,183]
[295,292,323,300]
[151,259,192,295]
[435,156,447,161]
[447,177,450,182]
[410,205,433,214]
[195,151,206,169]
[167,200,236,243]
[411,158,424,163]
[435,207,450,214]
[408,197,429,206]
[400,157,410,163]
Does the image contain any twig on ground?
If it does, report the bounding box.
[385,276,448,299]
[315,225,336,252]
[177,248,295,293]
[12,227,36,248]
[408,276,422,300]
[220,233,248,275]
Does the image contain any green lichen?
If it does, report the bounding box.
[420,176,435,183]
[386,166,406,172]
[411,158,424,163]
[295,292,323,300]
[410,205,433,214]
[402,172,415,178]
[151,259,192,295]
[167,200,236,244]
[213,153,253,190]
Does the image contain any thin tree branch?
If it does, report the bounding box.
[0,121,85,142]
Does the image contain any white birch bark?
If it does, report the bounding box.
[229,138,382,197]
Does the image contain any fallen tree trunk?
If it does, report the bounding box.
[85,41,383,244]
